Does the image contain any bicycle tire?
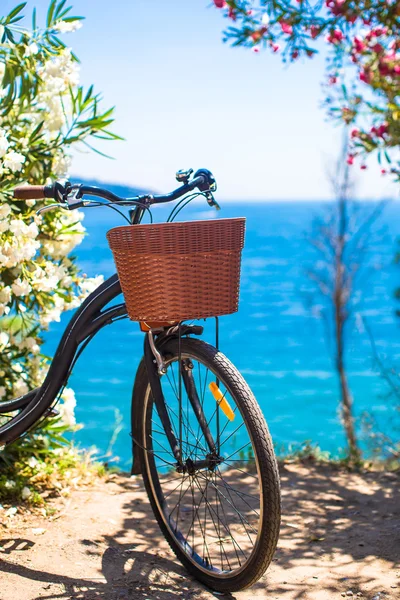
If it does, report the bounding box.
[133,337,281,592]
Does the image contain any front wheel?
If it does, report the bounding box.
[133,337,281,592]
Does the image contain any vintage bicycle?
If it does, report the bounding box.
[1,168,280,592]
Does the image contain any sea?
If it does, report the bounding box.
[44,189,400,469]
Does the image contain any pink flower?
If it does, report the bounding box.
[372,27,387,37]
[280,21,293,35]
[359,68,372,83]
[377,123,388,137]
[228,7,236,20]
[351,128,359,138]
[271,43,280,53]
[326,29,344,44]
[372,43,384,54]
[360,164,367,170]
[292,50,299,60]
[353,37,365,53]
[346,155,355,166]
[378,61,390,76]
[252,46,260,54]
[213,0,226,7]
[381,169,387,175]
[329,0,346,16]
[394,65,400,75]
[310,25,319,39]
[329,75,337,85]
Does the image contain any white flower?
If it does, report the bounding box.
[80,275,104,296]
[21,487,32,500]
[0,332,9,348]
[261,13,270,26]
[27,456,39,469]
[3,150,25,173]
[14,379,29,396]
[0,133,9,158]
[9,219,27,236]
[26,222,39,238]
[0,203,11,219]
[11,277,31,297]
[0,286,11,304]
[19,337,40,354]
[55,20,83,34]
[24,42,39,57]
[0,304,10,317]
[40,306,62,327]
[26,199,36,207]
[5,480,16,489]
[52,153,71,177]
[39,48,80,97]
[59,387,76,427]
[0,386,6,399]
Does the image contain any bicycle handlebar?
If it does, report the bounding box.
[13,169,216,208]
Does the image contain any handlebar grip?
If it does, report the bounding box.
[190,175,206,190]
[13,185,48,200]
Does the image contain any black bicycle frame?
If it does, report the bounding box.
[0,274,126,445]
[0,271,214,472]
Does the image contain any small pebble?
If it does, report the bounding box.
[346,592,353,597]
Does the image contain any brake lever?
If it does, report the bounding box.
[205,191,221,211]
[36,203,67,215]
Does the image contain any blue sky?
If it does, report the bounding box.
[5,0,398,200]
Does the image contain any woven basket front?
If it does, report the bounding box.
[106,218,246,321]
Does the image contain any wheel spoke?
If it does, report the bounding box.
[142,345,272,580]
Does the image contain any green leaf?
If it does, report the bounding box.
[9,15,25,25]
[46,0,57,27]
[29,121,45,141]
[54,0,67,18]
[384,150,392,164]
[32,7,36,30]
[83,85,93,104]
[6,2,26,23]
[81,140,116,159]
[63,16,85,22]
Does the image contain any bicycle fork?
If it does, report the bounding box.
[143,332,219,472]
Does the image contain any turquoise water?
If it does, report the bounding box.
[44,193,400,468]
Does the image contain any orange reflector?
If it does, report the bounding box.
[209,382,235,421]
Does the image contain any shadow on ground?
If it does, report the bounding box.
[0,462,399,599]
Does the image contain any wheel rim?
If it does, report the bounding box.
[142,351,264,578]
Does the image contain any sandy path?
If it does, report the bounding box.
[0,463,399,600]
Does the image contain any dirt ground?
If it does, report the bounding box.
[0,462,399,600]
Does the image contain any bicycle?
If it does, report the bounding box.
[1,168,281,592]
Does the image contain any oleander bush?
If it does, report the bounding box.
[0,0,119,500]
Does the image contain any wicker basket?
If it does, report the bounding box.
[106,217,246,322]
